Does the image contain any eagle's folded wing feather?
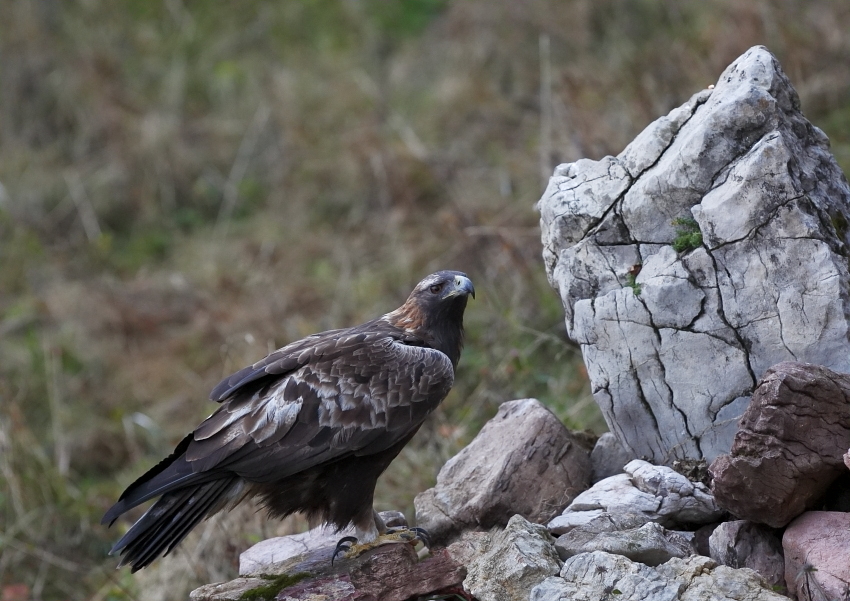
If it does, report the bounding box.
[186,334,454,484]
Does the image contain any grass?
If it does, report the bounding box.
[1,1,849,600]
[672,217,704,253]
[625,273,642,296]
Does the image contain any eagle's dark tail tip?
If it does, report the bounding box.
[108,477,239,572]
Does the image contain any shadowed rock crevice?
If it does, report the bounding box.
[539,45,850,464]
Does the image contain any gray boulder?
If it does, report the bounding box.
[415,398,591,544]
[549,509,651,537]
[548,460,724,532]
[457,514,562,601]
[538,45,850,465]
[533,551,682,601]
[709,520,785,591]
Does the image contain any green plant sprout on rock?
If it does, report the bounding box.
[623,264,642,296]
[672,217,703,253]
[625,272,641,296]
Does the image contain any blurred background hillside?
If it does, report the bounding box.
[1,1,849,599]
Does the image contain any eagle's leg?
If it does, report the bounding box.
[332,509,429,563]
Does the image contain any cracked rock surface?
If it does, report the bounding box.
[531,552,789,601]
[415,398,591,545]
[538,45,850,464]
[455,515,562,601]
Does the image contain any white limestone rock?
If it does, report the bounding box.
[532,551,683,601]
[538,45,850,464]
[531,552,791,601]
[549,460,723,530]
[461,515,562,601]
[239,511,406,575]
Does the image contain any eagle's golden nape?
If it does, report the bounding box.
[102,270,473,572]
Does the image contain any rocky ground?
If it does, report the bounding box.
[189,46,850,601]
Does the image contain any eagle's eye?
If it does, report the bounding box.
[429,283,444,294]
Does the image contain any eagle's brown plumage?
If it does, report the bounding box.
[102,271,474,571]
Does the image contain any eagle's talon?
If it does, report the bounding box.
[410,527,431,547]
[331,526,431,564]
[332,536,358,565]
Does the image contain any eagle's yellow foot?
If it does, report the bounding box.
[332,527,430,564]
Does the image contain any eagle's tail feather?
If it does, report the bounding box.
[111,476,240,572]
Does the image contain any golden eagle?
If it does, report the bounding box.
[102,271,474,571]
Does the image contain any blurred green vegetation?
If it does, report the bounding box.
[1,1,849,599]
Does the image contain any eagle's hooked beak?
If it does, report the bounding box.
[448,274,475,300]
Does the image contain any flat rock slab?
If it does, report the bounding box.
[239,511,407,575]
[710,362,850,527]
[532,552,791,601]
[709,520,785,591]
[415,398,591,544]
[538,45,850,465]
[190,543,465,601]
[549,460,723,532]
[556,521,693,566]
[783,511,850,601]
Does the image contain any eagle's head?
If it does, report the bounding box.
[384,270,474,366]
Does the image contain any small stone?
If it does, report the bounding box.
[708,520,785,591]
[547,509,606,535]
[591,432,634,483]
[533,552,790,601]
[534,551,683,601]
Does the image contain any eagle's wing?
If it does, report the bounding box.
[106,327,453,515]
[190,330,453,483]
[208,329,348,402]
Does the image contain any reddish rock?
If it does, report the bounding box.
[415,398,592,544]
[191,543,465,601]
[709,362,850,527]
[783,511,850,600]
[348,546,466,601]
